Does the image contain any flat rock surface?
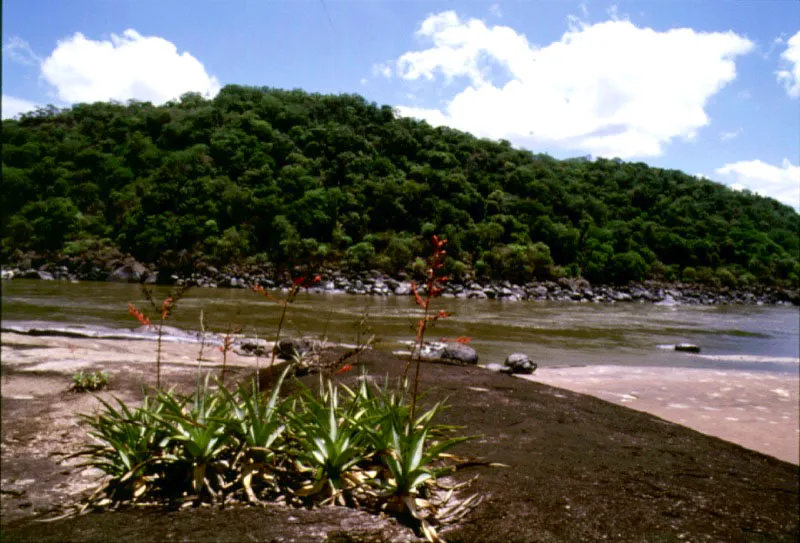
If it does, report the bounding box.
[523,365,800,464]
[1,335,798,542]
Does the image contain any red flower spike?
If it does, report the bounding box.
[292,276,305,286]
[161,297,174,320]
[128,304,152,328]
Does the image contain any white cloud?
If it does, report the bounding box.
[392,11,754,159]
[776,30,800,97]
[360,77,368,86]
[40,29,220,105]
[715,158,800,209]
[2,95,40,119]
[720,128,742,141]
[372,62,392,78]
[2,36,41,66]
[489,4,502,18]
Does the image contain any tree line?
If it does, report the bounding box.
[2,85,798,287]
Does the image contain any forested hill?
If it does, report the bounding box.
[2,85,798,287]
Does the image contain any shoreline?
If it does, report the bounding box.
[3,331,798,463]
[3,260,798,306]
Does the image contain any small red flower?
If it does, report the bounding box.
[335,363,354,375]
[292,275,322,287]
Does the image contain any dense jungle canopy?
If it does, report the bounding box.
[2,85,798,287]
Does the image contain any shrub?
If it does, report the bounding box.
[682,266,697,283]
[716,267,738,288]
[344,241,375,271]
[611,251,649,284]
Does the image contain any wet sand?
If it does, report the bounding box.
[523,365,800,464]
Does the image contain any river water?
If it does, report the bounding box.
[2,280,798,373]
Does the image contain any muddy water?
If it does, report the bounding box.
[1,280,798,372]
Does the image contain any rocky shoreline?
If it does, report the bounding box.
[2,257,798,306]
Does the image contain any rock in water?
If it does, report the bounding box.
[675,343,701,353]
[108,262,149,283]
[502,353,537,374]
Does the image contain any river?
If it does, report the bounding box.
[1,280,798,373]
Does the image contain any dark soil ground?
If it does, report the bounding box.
[2,348,798,542]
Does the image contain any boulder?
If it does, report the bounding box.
[108,262,149,283]
[394,283,411,296]
[440,343,479,365]
[237,339,271,357]
[417,342,479,365]
[275,338,315,360]
[21,269,54,280]
[502,353,537,375]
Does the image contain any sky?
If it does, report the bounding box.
[2,0,799,210]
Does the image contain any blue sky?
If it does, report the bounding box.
[2,0,799,209]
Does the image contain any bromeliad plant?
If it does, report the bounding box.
[71,370,110,393]
[72,367,476,541]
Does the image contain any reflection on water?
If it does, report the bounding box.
[2,280,798,372]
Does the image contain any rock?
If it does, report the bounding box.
[675,343,701,353]
[484,363,505,372]
[655,294,678,306]
[440,343,479,365]
[108,262,149,283]
[21,269,54,280]
[503,353,537,375]
[417,342,479,365]
[237,339,271,357]
[275,338,315,360]
[2,269,16,280]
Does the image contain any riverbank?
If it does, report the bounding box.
[2,256,798,306]
[1,332,798,541]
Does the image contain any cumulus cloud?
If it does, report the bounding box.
[2,95,40,119]
[40,29,220,105]
[715,159,800,209]
[776,30,800,97]
[393,11,754,158]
